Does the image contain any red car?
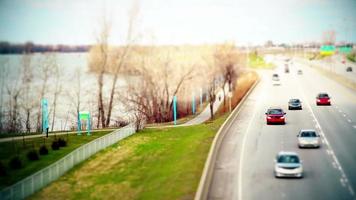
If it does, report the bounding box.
[316,93,331,105]
[265,108,286,124]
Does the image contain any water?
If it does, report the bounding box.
[0,53,127,132]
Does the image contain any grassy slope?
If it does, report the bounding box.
[0,130,112,189]
[30,72,258,200]
[30,115,228,200]
[248,53,275,69]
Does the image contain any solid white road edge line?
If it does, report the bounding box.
[237,78,266,200]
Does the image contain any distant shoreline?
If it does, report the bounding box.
[0,42,91,54]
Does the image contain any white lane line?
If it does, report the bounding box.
[297,86,355,197]
[237,81,266,200]
[347,119,352,123]
[353,125,356,129]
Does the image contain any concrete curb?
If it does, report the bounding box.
[194,75,261,200]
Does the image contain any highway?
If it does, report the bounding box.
[207,57,356,200]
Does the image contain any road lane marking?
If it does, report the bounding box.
[353,125,356,129]
[297,85,355,197]
[347,119,352,123]
[237,80,266,200]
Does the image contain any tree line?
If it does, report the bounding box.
[0,42,90,54]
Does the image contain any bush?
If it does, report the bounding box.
[27,149,39,161]
[9,156,22,169]
[0,161,6,176]
[39,145,49,155]
[51,140,60,150]
[58,138,67,147]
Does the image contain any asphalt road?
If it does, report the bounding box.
[208,57,356,200]
[307,54,356,83]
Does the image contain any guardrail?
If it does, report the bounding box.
[194,77,260,200]
[0,124,136,200]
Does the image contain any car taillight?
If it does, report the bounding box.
[280,116,285,119]
[327,99,330,102]
[317,99,321,102]
[267,116,272,119]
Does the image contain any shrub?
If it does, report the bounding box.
[51,140,60,150]
[39,145,49,155]
[58,138,67,147]
[0,161,6,176]
[9,156,22,169]
[27,149,39,161]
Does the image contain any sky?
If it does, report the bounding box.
[0,0,355,45]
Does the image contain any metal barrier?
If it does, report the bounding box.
[0,124,136,200]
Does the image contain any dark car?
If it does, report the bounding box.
[285,64,289,73]
[297,69,303,75]
[266,107,286,125]
[346,66,353,72]
[288,99,302,110]
[316,93,331,105]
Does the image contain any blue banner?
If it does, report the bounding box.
[41,99,49,133]
[173,96,177,125]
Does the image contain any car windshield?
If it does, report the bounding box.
[278,155,300,164]
[300,131,317,137]
[318,93,329,98]
[268,109,283,115]
[290,99,300,103]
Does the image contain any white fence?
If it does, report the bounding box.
[0,124,136,200]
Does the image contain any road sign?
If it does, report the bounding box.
[320,45,335,56]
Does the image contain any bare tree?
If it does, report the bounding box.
[0,59,8,133]
[105,2,140,127]
[67,67,82,130]
[89,14,111,128]
[214,43,240,107]
[50,63,62,131]
[6,69,22,133]
[20,52,35,134]
[36,53,55,132]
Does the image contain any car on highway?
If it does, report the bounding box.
[316,93,331,105]
[288,99,302,110]
[274,151,303,178]
[297,69,303,75]
[346,66,352,72]
[265,107,286,124]
[284,64,289,73]
[272,73,280,85]
[297,129,320,148]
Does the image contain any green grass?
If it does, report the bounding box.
[0,130,113,189]
[347,52,356,62]
[248,53,275,69]
[30,114,228,200]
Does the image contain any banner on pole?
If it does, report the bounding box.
[173,96,177,125]
[41,99,49,134]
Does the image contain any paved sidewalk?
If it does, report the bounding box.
[0,128,117,143]
[183,85,228,126]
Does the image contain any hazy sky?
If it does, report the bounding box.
[0,0,355,45]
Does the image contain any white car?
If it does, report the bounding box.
[272,73,280,85]
[297,129,320,148]
[274,151,303,178]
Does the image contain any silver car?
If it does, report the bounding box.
[274,151,303,178]
[297,129,320,148]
